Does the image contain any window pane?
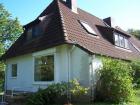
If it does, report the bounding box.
[80,21,96,35]
[124,38,129,49]
[34,55,54,82]
[119,35,125,47]
[12,64,17,77]
[32,25,43,37]
[114,33,119,46]
[27,28,32,40]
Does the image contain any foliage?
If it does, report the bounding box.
[70,79,89,96]
[0,3,23,91]
[26,82,67,105]
[0,4,23,49]
[26,80,89,105]
[96,58,134,103]
[127,29,140,40]
[130,60,140,86]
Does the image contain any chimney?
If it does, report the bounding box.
[103,17,111,27]
[66,0,78,13]
[103,17,116,28]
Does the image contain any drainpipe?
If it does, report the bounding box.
[67,45,76,103]
[4,63,7,94]
[89,54,96,102]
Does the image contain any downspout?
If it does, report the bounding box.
[89,54,96,102]
[67,45,76,103]
[4,62,7,95]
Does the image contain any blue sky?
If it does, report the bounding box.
[1,0,140,31]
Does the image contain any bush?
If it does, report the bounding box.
[26,80,89,105]
[26,82,67,105]
[70,79,89,96]
[96,58,134,103]
[131,60,140,85]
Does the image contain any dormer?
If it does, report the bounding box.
[25,13,53,41]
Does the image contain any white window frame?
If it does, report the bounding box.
[32,48,56,85]
[79,20,97,35]
[114,33,130,49]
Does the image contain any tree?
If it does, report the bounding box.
[0,3,23,50]
[127,29,140,40]
[0,3,23,91]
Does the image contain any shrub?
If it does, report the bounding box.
[96,58,134,103]
[131,60,140,85]
[26,80,89,105]
[70,79,89,97]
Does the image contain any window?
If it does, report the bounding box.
[32,25,43,38]
[119,35,125,47]
[114,33,119,46]
[34,55,54,82]
[80,21,97,35]
[114,33,129,49]
[27,28,32,40]
[124,38,129,49]
[11,64,17,77]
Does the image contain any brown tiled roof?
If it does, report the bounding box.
[1,0,66,59]
[1,0,140,60]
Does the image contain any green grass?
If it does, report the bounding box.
[133,88,140,105]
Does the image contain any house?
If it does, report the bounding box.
[1,0,140,93]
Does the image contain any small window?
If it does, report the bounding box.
[32,24,43,38]
[11,64,17,77]
[27,28,32,40]
[34,55,54,82]
[119,35,125,47]
[124,38,129,49]
[80,21,97,35]
[114,33,119,46]
[114,33,129,49]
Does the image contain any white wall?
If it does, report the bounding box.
[5,44,102,92]
[5,45,72,92]
[70,46,90,87]
[6,54,35,92]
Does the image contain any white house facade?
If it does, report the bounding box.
[5,44,102,92]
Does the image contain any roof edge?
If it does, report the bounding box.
[57,0,69,42]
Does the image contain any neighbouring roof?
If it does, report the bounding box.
[1,0,140,60]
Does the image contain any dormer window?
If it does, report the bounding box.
[114,33,129,49]
[27,28,32,40]
[79,21,97,35]
[26,24,43,41]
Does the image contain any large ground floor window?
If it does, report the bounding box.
[34,55,54,82]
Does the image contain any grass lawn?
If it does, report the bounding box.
[133,88,140,105]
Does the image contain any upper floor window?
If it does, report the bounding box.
[114,33,129,49]
[11,64,17,78]
[79,21,97,35]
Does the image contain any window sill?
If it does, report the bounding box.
[10,77,17,79]
[33,81,55,85]
[115,46,132,52]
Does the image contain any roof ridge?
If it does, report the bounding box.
[57,0,69,42]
